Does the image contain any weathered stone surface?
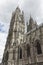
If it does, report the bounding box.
[2,7,43,65]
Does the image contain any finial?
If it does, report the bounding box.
[15,6,21,12]
[30,13,32,20]
[26,21,28,25]
[35,21,37,26]
[30,13,31,18]
[22,11,24,14]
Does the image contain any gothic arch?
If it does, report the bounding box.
[18,46,22,59]
[35,39,42,54]
[5,51,9,62]
[13,50,15,60]
[26,44,30,57]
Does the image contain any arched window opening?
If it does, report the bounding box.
[27,44,30,57]
[36,40,42,54]
[18,46,19,58]
[13,50,15,60]
[20,47,22,59]
[18,47,22,59]
[6,51,9,61]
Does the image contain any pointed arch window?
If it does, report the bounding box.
[36,40,42,54]
[5,51,9,61]
[13,50,15,60]
[18,47,22,59]
[20,47,22,59]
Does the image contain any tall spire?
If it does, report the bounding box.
[29,15,34,24]
[15,6,21,12]
[27,15,38,32]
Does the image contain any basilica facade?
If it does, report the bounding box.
[2,7,43,65]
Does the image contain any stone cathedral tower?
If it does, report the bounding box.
[2,7,25,65]
[2,7,43,65]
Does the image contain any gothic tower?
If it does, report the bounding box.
[2,7,25,65]
[27,16,37,32]
[2,7,43,65]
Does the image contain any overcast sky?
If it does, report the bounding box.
[0,0,43,63]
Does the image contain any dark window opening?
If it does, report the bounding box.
[27,44,30,57]
[18,47,22,59]
[13,50,15,60]
[20,47,22,59]
[5,51,9,61]
[18,47,19,58]
[36,40,42,54]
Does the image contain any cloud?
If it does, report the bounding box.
[0,0,43,24]
[0,0,20,23]
[0,32,7,63]
[19,0,43,24]
[0,21,9,33]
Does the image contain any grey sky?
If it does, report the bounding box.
[0,0,43,63]
[0,0,43,24]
